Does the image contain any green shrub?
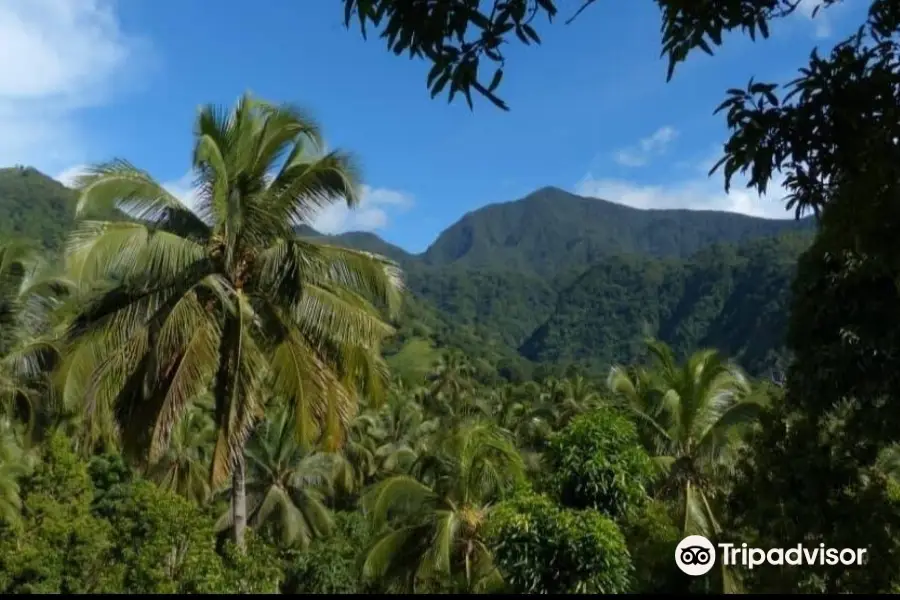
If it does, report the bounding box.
[0,433,123,593]
[544,408,654,519]
[486,490,633,594]
[281,511,372,594]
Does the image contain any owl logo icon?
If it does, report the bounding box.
[675,535,716,576]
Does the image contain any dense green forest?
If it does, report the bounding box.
[520,234,810,377]
[0,100,887,594]
[2,0,900,591]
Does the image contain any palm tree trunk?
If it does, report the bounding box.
[232,452,248,550]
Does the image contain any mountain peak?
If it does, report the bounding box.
[422,186,814,276]
[529,185,568,195]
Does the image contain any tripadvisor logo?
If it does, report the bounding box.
[675,535,868,576]
[676,535,717,576]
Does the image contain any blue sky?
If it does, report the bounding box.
[1,0,867,253]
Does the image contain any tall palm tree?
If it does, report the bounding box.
[607,339,761,539]
[62,93,403,547]
[217,404,337,549]
[361,420,524,593]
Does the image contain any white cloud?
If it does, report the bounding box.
[795,0,832,39]
[312,185,414,234]
[0,1,146,172]
[162,171,202,212]
[614,126,678,167]
[53,164,88,188]
[575,156,792,219]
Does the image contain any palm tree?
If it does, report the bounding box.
[146,398,216,504]
[607,339,762,540]
[606,363,663,452]
[488,385,551,475]
[361,420,524,592]
[217,403,337,549]
[62,93,403,547]
[373,390,438,462]
[608,340,761,594]
[553,375,604,427]
[424,355,490,428]
[425,351,475,413]
[490,386,523,432]
[332,411,382,498]
[334,390,439,499]
[0,242,71,432]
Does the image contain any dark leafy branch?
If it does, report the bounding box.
[710,0,900,219]
[342,0,843,110]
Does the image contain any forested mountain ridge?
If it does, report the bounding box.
[298,185,814,277]
[1,167,813,379]
[420,186,815,278]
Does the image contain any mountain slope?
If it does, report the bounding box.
[2,167,813,381]
[403,263,557,348]
[294,224,414,264]
[0,167,78,251]
[423,186,814,278]
[519,233,811,376]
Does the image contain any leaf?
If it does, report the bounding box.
[431,72,452,98]
[488,68,504,93]
[522,24,541,44]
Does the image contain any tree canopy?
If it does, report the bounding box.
[342,0,843,110]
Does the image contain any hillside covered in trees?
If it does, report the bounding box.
[2,0,899,595]
[520,233,810,377]
[0,167,807,381]
[0,70,897,593]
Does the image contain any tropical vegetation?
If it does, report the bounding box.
[1,0,900,592]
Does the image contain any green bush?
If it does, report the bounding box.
[0,433,123,593]
[486,490,633,594]
[0,434,283,594]
[621,498,684,593]
[104,480,232,593]
[219,531,284,594]
[281,511,372,594]
[544,408,654,519]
